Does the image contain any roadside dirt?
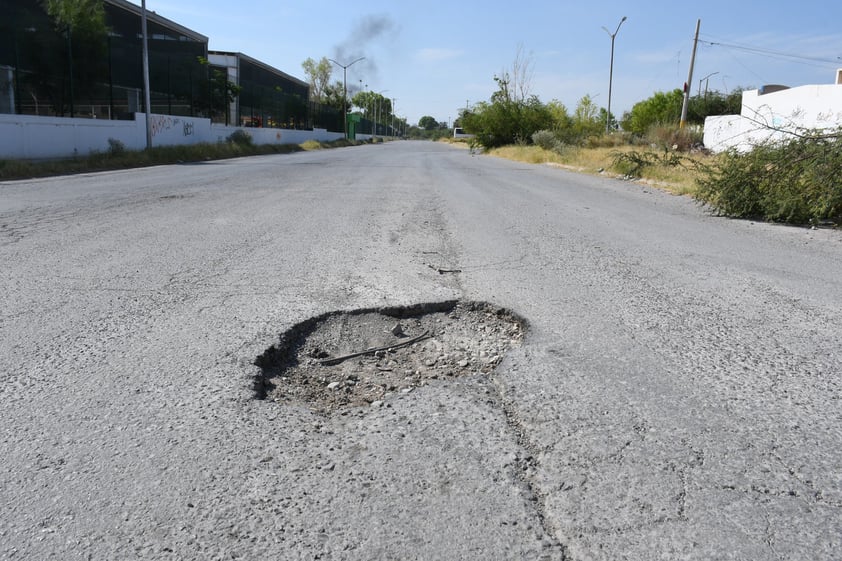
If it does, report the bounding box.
[255,301,526,414]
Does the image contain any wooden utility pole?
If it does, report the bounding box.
[679,19,701,129]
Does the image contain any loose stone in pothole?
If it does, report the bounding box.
[254,301,526,414]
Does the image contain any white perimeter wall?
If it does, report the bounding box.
[0,113,344,160]
[704,84,842,152]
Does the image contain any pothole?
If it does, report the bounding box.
[254,300,527,414]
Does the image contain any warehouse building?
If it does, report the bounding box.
[208,51,310,129]
[1,0,209,119]
[0,0,323,129]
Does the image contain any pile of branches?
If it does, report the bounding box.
[611,148,698,178]
[696,128,842,226]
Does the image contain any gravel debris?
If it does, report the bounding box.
[255,301,526,414]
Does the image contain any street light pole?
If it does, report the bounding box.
[141,0,152,149]
[375,89,388,140]
[391,98,397,138]
[328,57,365,139]
[602,16,627,134]
[698,71,719,99]
[360,80,371,136]
[359,80,365,133]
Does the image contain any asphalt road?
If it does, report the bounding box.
[2,141,840,560]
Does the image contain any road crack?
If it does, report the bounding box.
[489,374,570,560]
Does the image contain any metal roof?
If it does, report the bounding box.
[106,0,209,43]
[209,51,309,89]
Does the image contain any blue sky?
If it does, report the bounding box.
[148,0,842,126]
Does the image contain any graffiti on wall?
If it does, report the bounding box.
[149,115,194,138]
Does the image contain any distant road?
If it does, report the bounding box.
[2,141,840,560]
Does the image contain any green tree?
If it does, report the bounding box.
[571,94,603,138]
[687,89,744,124]
[351,91,392,133]
[460,48,557,149]
[546,100,572,131]
[322,80,347,112]
[43,0,107,35]
[39,0,108,116]
[301,57,332,101]
[573,94,599,123]
[461,85,551,149]
[351,91,391,121]
[307,80,345,130]
[418,115,439,130]
[599,108,618,132]
[621,89,684,135]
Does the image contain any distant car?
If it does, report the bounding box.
[453,127,475,139]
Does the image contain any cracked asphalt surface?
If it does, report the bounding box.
[2,141,841,560]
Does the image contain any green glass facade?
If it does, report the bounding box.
[0,0,337,131]
[0,0,208,119]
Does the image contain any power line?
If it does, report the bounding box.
[700,35,840,66]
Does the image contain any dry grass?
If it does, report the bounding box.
[488,144,712,196]
[0,137,367,180]
[300,140,323,150]
[438,137,473,147]
[488,145,565,165]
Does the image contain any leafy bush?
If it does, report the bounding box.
[570,95,604,140]
[107,138,126,156]
[687,89,744,123]
[531,130,558,151]
[226,129,253,147]
[621,89,683,136]
[645,125,703,152]
[695,130,842,224]
[463,96,552,150]
[462,56,612,151]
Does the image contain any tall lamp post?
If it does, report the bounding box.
[141,0,152,148]
[602,16,627,133]
[391,98,397,138]
[698,71,719,99]
[329,57,365,138]
[375,89,388,139]
[363,82,369,133]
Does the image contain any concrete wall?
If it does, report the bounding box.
[208,124,343,146]
[704,80,842,152]
[0,113,344,160]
